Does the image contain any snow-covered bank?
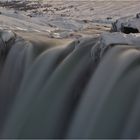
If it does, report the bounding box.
[0,7,110,38]
[0,0,140,39]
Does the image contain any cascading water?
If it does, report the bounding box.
[0,29,140,139]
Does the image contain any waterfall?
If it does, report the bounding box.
[0,30,140,138]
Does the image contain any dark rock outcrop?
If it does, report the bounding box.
[111,14,140,34]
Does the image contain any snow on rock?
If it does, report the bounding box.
[91,32,140,59]
[0,30,16,57]
[0,30,15,44]
[100,32,140,48]
[111,14,140,33]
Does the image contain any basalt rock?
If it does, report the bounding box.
[111,14,140,34]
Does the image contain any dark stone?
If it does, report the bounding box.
[136,13,140,18]
[121,26,139,34]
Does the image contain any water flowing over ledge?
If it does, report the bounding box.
[1,0,140,138]
[0,29,140,138]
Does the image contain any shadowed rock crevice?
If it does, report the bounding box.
[122,27,139,34]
